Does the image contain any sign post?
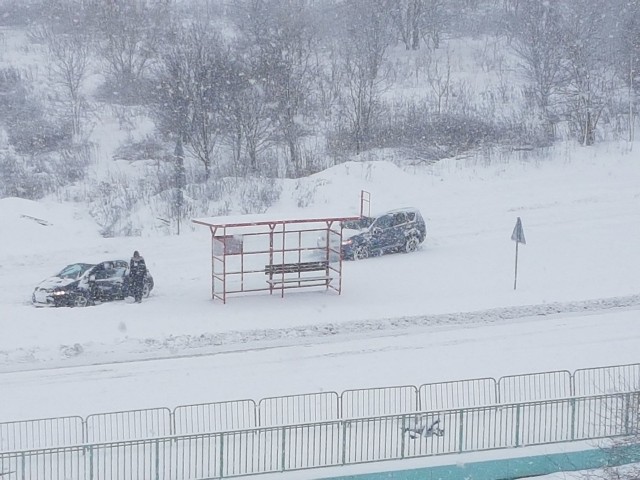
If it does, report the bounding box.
[511,217,526,290]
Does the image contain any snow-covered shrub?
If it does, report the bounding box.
[0,67,73,155]
[237,177,282,214]
[113,135,169,163]
[0,151,54,199]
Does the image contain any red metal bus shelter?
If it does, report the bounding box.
[192,192,370,303]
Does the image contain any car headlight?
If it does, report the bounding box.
[52,290,69,296]
[342,239,353,246]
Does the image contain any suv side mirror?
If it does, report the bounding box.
[372,227,382,236]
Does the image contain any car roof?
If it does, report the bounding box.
[370,207,421,217]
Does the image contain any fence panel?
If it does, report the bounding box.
[573,393,633,440]
[282,422,342,471]
[498,370,572,403]
[0,446,86,480]
[518,400,572,446]
[419,377,497,410]
[174,399,257,434]
[574,363,640,396]
[0,416,84,451]
[221,427,283,477]
[341,385,419,419]
[85,408,172,443]
[258,392,338,427]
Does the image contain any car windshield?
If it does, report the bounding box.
[56,263,95,279]
[342,217,374,230]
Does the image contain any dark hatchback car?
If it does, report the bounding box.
[340,208,427,260]
[32,260,154,307]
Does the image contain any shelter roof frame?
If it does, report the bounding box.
[192,203,367,304]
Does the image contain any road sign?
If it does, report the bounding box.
[511,217,526,290]
[511,217,526,244]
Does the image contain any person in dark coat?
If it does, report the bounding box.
[129,251,147,303]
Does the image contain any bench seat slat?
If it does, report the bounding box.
[267,276,332,285]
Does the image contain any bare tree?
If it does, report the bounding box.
[44,27,91,138]
[426,50,451,115]
[505,1,564,140]
[559,0,619,146]
[154,24,234,180]
[233,0,317,177]
[612,1,640,143]
[387,0,446,51]
[339,0,394,154]
[94,0,172,102]
[235,84,274,173]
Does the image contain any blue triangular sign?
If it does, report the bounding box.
[511,217,526,244]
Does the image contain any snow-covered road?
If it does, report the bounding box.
[2,305,639,422]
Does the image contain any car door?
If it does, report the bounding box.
[390,212,409,248]
[368,214,395,253]
[92,261,126,300]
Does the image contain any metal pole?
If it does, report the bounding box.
[513,241,519,290]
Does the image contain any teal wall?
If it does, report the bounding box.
[320,444,640,480]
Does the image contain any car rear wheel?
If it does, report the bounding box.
[72,293,90,308]
[404,236,419,253]
[352,245,369,260]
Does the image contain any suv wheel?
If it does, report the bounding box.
[73,293,91,307]
[142,282,151,298]
[404,236,419,253]
[352,245,369,260]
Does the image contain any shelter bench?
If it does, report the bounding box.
[265,261,331,287]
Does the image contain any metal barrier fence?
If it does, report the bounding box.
[258,392,339,426]
[174,399,257,434]
[419,377,497,410]
[498,370,573,403]
[341,385,419,418]
[2,362,639,452]
[1,392,635,480]
[0,416,83,452]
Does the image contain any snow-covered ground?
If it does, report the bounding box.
[1,142,639,426]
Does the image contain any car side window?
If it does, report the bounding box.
[393,212,407,226]
[374,215,394,230]
[93,265,107,280]
[113,261,127,278]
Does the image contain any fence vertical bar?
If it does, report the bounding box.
[281,427,287,471]
[155,439,160,480]
[458,410,464,453]
[88,445,94,480]
[515,404,521,447]
[219,434,224,479]
[570,397,576,441]
[625,393,631,435]
[341,421,348,465]
[400,415,406,459]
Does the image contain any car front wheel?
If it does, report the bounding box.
[352,245,369,260]
[404,236,420,253]
[72,293,91,308]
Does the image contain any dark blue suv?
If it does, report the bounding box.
[341,208,427,260]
